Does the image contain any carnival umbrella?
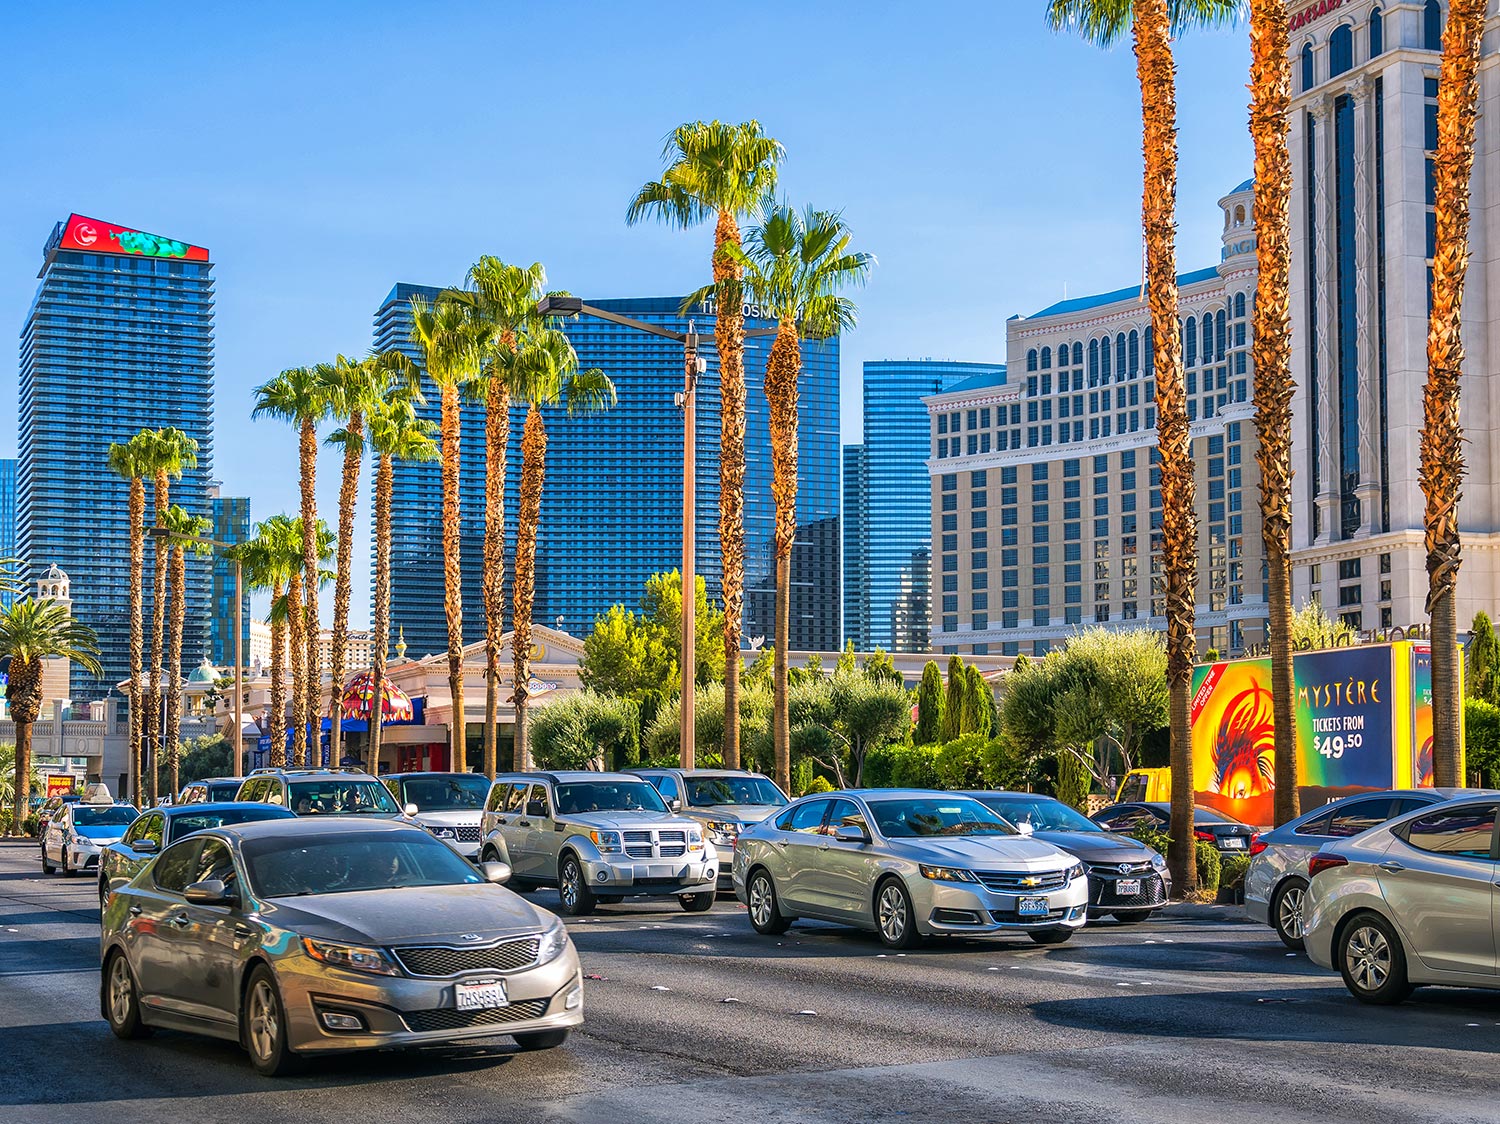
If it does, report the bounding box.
[337,670,415,725]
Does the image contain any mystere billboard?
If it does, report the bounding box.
[57,214,208,262]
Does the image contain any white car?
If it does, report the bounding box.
[41,801,138,876]
[382,772,490,860]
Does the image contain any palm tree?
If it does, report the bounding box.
[159,506,212,796]
[252,365,331,767]
[1422,0,1488,785]
[140,427,198,805]
[234,516,299,765]
[510,325,617,768]
[454,257,549,778]
[106,434,153,805]
[367,388,438,776]
[711,204,873,795]
[629,120,784,770]
[409,296,482,771]
[1,599,101,828]
[1047,0,1238,895]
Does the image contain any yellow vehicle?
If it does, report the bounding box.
[1115,768,1170,803]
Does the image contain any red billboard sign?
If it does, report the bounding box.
[57,214,209,262]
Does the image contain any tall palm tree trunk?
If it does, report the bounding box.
[483,377,510,779]
[287,575,306,767]
[716,210,747,771]
[1423,0,1487,786]
[9,659,39,829]
[512,407,547,770]
[371,457,394,778]
[330,411,362,767]
[1134,0,1197,895]
[765,323,800,794]
[1250,0,1299,827]
[299,419,321,768]
[166,544,186,797]
[127,478,145,806]
[269,580,288,768]
[146,471,170,806]
[440,385,467,772]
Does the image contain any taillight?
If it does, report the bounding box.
[1193,829,1214,842]
[1308,853,1348,878]
[1249,833,1267,855]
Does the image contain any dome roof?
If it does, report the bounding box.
[44,563,68,581]
[1230,178,1254,195]
[187,657,221,684]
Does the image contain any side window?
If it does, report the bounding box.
[265,782,285,807]
[124,814,150,845]
[485,782,508,813]
[240,780,265,803]
[825,798,869,836]
[504,783,530,813]
[656,774,680,803]
[193,839,238,889]
[781,799,831,834]
[141,814,165,846]
[384,779,401,803]
[1326,799,1395,838]
[153,839,204,893]
[526,785,551,819]
[1295,810,1335,837]
[1391,797,1434,817]
[1402,804,1498,859]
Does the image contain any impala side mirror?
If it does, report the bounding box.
[834,824,871,845]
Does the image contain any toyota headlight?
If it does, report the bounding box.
[301,938,401,976]
[919,864,978,883]
[1150,852,1167,870]
[590,830,623,854]
[537,917,570,966]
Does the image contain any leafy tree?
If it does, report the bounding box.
[644,682,773,770]
[640,570,727,685]
[1290,601,1356,649]
[1464,697,1500,786]
[789,652,824,687]
[941,654,966,742]
[743,647,774,689]
[863,648,902,687]
[834,640,858,677]
[1054,750,1091,811]
[531,691,642,772]
[915,661,944,746]
[963,665,993,739]
[1467,612,1500,706]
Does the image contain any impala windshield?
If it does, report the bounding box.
[867,797,1015,838]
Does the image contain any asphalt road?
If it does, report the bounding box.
[3,838,1498,1124]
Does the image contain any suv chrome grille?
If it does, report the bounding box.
[392,938,540,977]
[404,998,548,1032]
[618,828,688,859]
[975,870,1069,893]
[453,826,481,843]
[658,830,687,858]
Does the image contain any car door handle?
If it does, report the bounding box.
[1378,861,1405,873]
[495,818,507,825]
[517,820,531,828]
[234,924,254,939]
[168,912,191,928]
[128,905,142,917]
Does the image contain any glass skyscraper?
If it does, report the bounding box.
[374,288,840,657]
[844,360,1004,651]
[18,215,215,700]
[0,459,15,608]
[209,485,251,669]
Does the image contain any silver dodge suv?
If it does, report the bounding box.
[478,771,719,916]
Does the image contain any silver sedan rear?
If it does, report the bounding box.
[733,790,1087,949]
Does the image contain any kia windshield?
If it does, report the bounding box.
[243,832,483,897]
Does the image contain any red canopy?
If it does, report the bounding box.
[337,671,414,723]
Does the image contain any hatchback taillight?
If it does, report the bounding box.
[1308,853,1348,878]
[1249,834,1267,856]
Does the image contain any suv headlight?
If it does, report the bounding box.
[537,918,570,966]
[919,864,978,883]
[427,826,457,840]
[301,938,401,976]
[687,827,704,853]
[590,830,623,854]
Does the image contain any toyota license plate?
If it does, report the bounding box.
[1017,896,1049,917]
[1116,879,1141,897]
[455,979,508,1010]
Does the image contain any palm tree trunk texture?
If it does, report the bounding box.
[330,411,363,767]
[1250,0,1300,827]
[1134,0,1197,896]
[127,478,145,806]
[716,209,746,771]
[512,407,547,771]
[287,575,306,767]
[371,457,393,778]
[9,658,39,829]
[483,377,511,779]
[146,471,170,806]
[269,580,288,768]
[1423,0,1487,786]
[766,323,800,795]
[299,419,321,769]
[440,384,467,772]
[166,543,186,797]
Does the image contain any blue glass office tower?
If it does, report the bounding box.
[375,289,840,656]
[18,215,215,700]
[0,459,15,608]
[209,485,251,668]
[843,360,1005,651]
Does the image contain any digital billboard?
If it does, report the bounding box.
[56,214,208,262]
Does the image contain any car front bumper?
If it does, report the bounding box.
[66,840,106,869]
[580,854,719,898]
[912,876,1090,937]
[1084,868,1170,915]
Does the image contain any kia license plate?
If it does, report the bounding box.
[1223,836,1245,849]
[1116,879,1141,897]
[1018,896,1049,917]
[455,978,508,1010]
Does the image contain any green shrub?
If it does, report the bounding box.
[1219,853,1252,891]
[802,775,834,796]
[890,744,942,789]
[860,745,897,788]
[22,814,39,837]
[935,735,991,789]
[791,758,814,797]
[1196,840,1221,893]
[1054,751,1090,810]
[1126,824,1172,859]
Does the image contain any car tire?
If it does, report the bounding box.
[513,1029,569,1051]
[99,880,110,912]
[1337,912,1415,1006]
[679,892,715,913]
[242,965,302,1076]
[874,876,922,950]
[1029,928,1074,946]
[104,951,152,1040]
[1272,878,1309,950]
[1111,910,1153,924]
[557,854,597,917]
[746,868,792,935]
[41,846,55,875]
[61,849,75,877]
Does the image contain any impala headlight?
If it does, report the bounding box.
[301,938,401,976]
[1065,863,1086,882]
[919,864,978,883]
[537,917,569,966]
[590,830,623,854]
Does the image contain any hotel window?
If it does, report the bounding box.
[1002,590,1019,608]
[942,534,957,552]
[942,514,957,532]
[1003,569,1018,588]
[1034,590,1050,607]
[973,510,989,528]
[1027,349,1038,371]
[973,531,989,549]
[942,493,957,512]
[942,554,958,572]
[937,438,948,458]
[972,552,988,569]
[1033,504,1049,523]
[1424,0,1441,50]
[943,576,957,593]
[1002,466,1017,484]
[1002,486,1017,505]
[938,414,948,435]
[972,489,987,508]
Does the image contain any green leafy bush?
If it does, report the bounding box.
[1196,840,1221,893]
[802,776,834,796]
[1219,853,1252,891]
[935,735,991,789]
[890,744,942,789]
[1126,824,1171,859]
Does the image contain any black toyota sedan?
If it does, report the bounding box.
[1090,801,1258,854]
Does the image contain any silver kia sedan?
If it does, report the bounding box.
[733,789,1088,949]
[101,818,582,1074]
[1303,794,1500,1004]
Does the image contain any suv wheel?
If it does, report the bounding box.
[41,845,55,875]
[679,892,714,913]
[875,876,922,949]
[1338,912,1414,1005]
[1273,878,1308,950]
[557,854,597,916]
[746,869,792,935]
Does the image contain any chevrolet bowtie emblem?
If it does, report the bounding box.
[1021,876,1040,887]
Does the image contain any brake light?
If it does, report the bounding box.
[1193,829,1214,842]
[1249,833,1267,856]
[1308,853,1348,878]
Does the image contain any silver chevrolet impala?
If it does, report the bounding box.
[733,790,1088,949]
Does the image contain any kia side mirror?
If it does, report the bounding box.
[834,824,870,845]
[183,879,237,907]
[481,860,512,884]
[134,838,159,854]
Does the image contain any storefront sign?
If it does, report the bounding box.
[1290,0,1345,32]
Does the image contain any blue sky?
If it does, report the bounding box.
[3,1,1253,626]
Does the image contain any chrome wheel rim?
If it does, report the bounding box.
[108,957,133,1025]
[749,876,774,928]
[878,884,907,943]
[247,980,279,1061]
[560,862,580,909]
[1277,886,1306,940]
[1346,925,1392,992]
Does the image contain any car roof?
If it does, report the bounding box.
[496,771,645,784]
[382,772,483,781]
[212,817,418,841]
[965,790,1062,801]
[631,768,757,777]
[161,801,297,817]
[822,789,989,800]
[252,770,381,781]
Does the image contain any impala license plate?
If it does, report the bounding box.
[455,978,508,1010]
[1116,879,1141,897]
[1017,896,1049,917]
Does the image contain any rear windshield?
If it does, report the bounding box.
[1191,806,1244,825]
[168,807,295,843]
[206,781,243,801]
[242,831,483,897]
[288,780,400,815]
[73,806,137,828]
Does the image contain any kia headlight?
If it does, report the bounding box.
[537,917,570,966]
[301,938,401,976]
[919,864,978,883]
[590,830,623,854]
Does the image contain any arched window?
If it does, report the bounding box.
[1234,292,1246,319]
[1370,7,1384,57]
[1116,333,1127,376]
[1424,0,1442,50]
[1301,43,1315,92]
[1072,341,1083,367]
[1201,316,1213,362]
[1027,349,1038,372]
[1101,336,1112,382]
[1329,24,1353,77]
[1128,329,1140,375]
[1144,327,1154,375]
[1215,310,1227,357]
[1041,346,1052,369]
[1233,204,1246,226]
[1184,319,1197,369]
[1088,339,1098,384]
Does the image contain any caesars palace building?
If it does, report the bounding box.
[928,0,1500,658]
